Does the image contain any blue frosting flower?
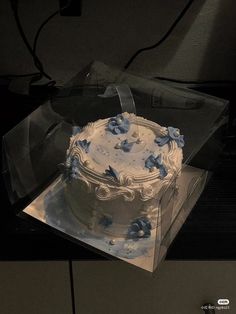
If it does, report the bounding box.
[119,139,135,152]
[145,154,168,178]
[72,126,81,136]
[107,114,130,135]
[128,217,152,239]
[155,126,185,148]
[70,167,80,180]
[76,139,91,153]
[99,215,113,228]
[70,157,80,179]
[59,156,80,181]
[105,165,120,181]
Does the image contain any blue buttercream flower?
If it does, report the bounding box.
[69,157,80,179]
[99,215,113,228]
[105,165,120,181]
[71,156,79,167]
[76,139,91,153]
[155,126,185,148]
[145,154,168,178]
[107,114,130,135]
[59,156,80,181]
[70,166,80,180]
[128,217,152,239]
[119,139,135,152]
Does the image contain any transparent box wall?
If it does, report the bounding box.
[2,61,228,272]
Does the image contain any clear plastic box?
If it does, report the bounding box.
[2,61,229,272]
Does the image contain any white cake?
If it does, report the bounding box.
[64,112,184,240]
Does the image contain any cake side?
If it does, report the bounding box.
[64,112,184,239]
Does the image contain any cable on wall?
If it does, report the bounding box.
[124,0,195,70]
[10,0,52,80]
[33,9,61,57]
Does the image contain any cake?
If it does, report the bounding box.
[63,112,184,240]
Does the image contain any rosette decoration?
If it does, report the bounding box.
[145,154,168,178]
[107,114,130,135]
[140,185,154,201]
[75,139,91,153]
[95,185,110,200]
[155,126,184,148]
[127,217,152,239]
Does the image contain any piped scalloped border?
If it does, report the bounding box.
[67,113,182,187]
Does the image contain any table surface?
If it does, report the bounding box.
[0,83,236,260]
[1,260,236,314]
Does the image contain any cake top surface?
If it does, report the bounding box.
[66,112,184,184]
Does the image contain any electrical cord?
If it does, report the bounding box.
[124,0,195,70]
[33,9,61,57]
[10,0,52,80]
[9,1,71,82]
[7,0,236,89]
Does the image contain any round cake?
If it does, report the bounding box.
[63,112,184,240]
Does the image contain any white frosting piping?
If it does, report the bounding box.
[67,113,183,201]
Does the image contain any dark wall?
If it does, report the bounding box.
[0,0,236,83]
